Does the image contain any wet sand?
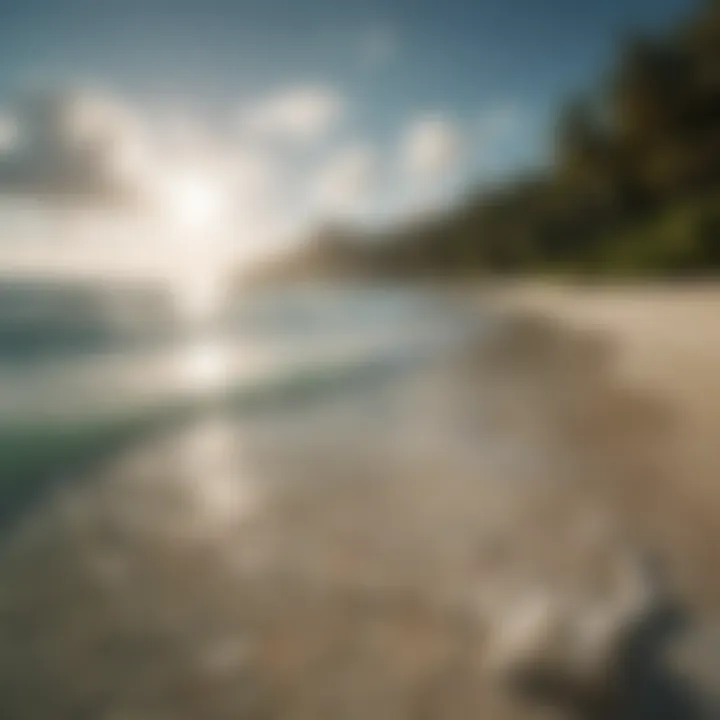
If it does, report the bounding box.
[0,293,718,719]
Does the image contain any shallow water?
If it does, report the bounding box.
[0,285,470,422]
[0,284,717,719]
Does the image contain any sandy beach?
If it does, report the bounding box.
[0,284,719,719]
[491,283,720,611]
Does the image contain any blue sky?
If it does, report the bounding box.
[0,0,694,147]
[0,0,697,277]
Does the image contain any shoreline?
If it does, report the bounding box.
[487,281,720,611]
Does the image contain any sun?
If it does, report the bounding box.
[164,171,225,232]
[154,165,234,322]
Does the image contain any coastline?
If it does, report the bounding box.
[487,280,720,611]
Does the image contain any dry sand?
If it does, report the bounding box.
[490,282,720,611]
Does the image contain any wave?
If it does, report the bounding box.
[0,342,427,534]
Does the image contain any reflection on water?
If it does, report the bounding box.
[175,337,233,395]
[0,336,254,421]
[173,418,261,534]
[0,285,465,422]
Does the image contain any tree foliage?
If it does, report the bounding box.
[372,0,720,276]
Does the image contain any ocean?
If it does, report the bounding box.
[0,282,479,527]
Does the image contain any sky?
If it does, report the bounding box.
[0,0,696,283]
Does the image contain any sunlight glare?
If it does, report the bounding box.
[177,338,232,394]
[164,170,227,233]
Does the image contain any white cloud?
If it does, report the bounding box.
[240,86,344,144]
[401,115,462,181]
[312,144,376,216]
[0,90,152,205]
[232,146,282,203]
[155,114,218,162]
[0,84,506,278]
